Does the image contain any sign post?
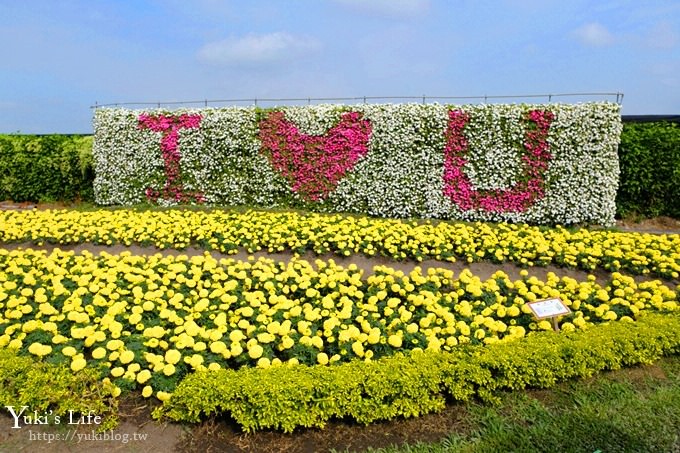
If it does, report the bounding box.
[526,297,571,331]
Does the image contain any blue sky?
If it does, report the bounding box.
[1,0,678,133]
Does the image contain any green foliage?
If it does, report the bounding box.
[0,349,118,429]
[361,356,680,453]
[0,134,94,202]
[617,122,680,218]
[155,313,680,433]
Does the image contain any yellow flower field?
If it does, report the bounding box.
[0,244,676,401]
[1,208,679,278]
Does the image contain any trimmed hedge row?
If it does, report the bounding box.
[155,312,680,433]
[616,121,680,218]
[0,135,94,203]
[0,349,118,429]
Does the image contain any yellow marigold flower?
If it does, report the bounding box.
[572,316,587,328]
[537,320,553,331]
[111,366,125,377]
[248,344,264,359]
[603,310,618,321]
[387,334,402,348]
[119,350,135,364]
[128,313,142,325]
[208,362,221,371]
[506,306,520,317]
[317,352,329,365]
[165,349,182,364]
[156,391,171,402]
[257,357,271,368]
[51,335,68,344]
[106,339,124,351]
[367,328,381,345]
[351,341,364,357]
[209,341,227,354]
[229,330,246,342]
[28,342,52,357]
[142,326,165,338]
[406,323,419,334]
[427,337,442,350]
[141,385,153,398]
[61,346,76,357]
[231,344,244,357]
[257,332,275,344]
[186,354,204,368]
[280,336,295,349]
[560,322,576,332]
[136,369,152,384]
[193,342,207,352]
[310,336,324,349]
[162,363,176,376]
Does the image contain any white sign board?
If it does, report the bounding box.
[527,297,570,319]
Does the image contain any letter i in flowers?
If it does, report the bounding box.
[138,113,205,204]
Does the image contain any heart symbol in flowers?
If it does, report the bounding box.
[259,111,372,201]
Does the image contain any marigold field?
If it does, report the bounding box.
[0,208,678,424]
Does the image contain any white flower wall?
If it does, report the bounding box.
[92,102,622,225]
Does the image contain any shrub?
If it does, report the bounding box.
[0,134,94,203]
[617,122,680,218]
[155,313,680,432]
[0,349,118,429]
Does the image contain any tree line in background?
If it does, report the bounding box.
[0,120,678,220]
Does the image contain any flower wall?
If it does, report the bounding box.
[93,102,622,225]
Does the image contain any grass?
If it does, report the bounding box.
[338,356,680,453]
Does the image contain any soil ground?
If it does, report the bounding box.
[1,201,678,452]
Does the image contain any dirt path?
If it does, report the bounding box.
[2,242,676,289]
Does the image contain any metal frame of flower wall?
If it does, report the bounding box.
[92,102,622,225]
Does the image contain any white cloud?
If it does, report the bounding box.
[572,22,615,47]
[333,0,430,17]
[645,21,678,49]
[197,32,321,66]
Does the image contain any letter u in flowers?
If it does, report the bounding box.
[442,109,554,213]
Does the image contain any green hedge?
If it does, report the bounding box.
[155,313,680,433]
[617,122,680,218]
[0,349,118,429]
[0,134,94,203]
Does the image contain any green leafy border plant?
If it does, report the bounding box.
[0,349,119,430]
[617,122,680,218]
[155,312,680,432]
[0,135,94,202]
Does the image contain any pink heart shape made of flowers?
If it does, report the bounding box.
[259,111,372,201]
